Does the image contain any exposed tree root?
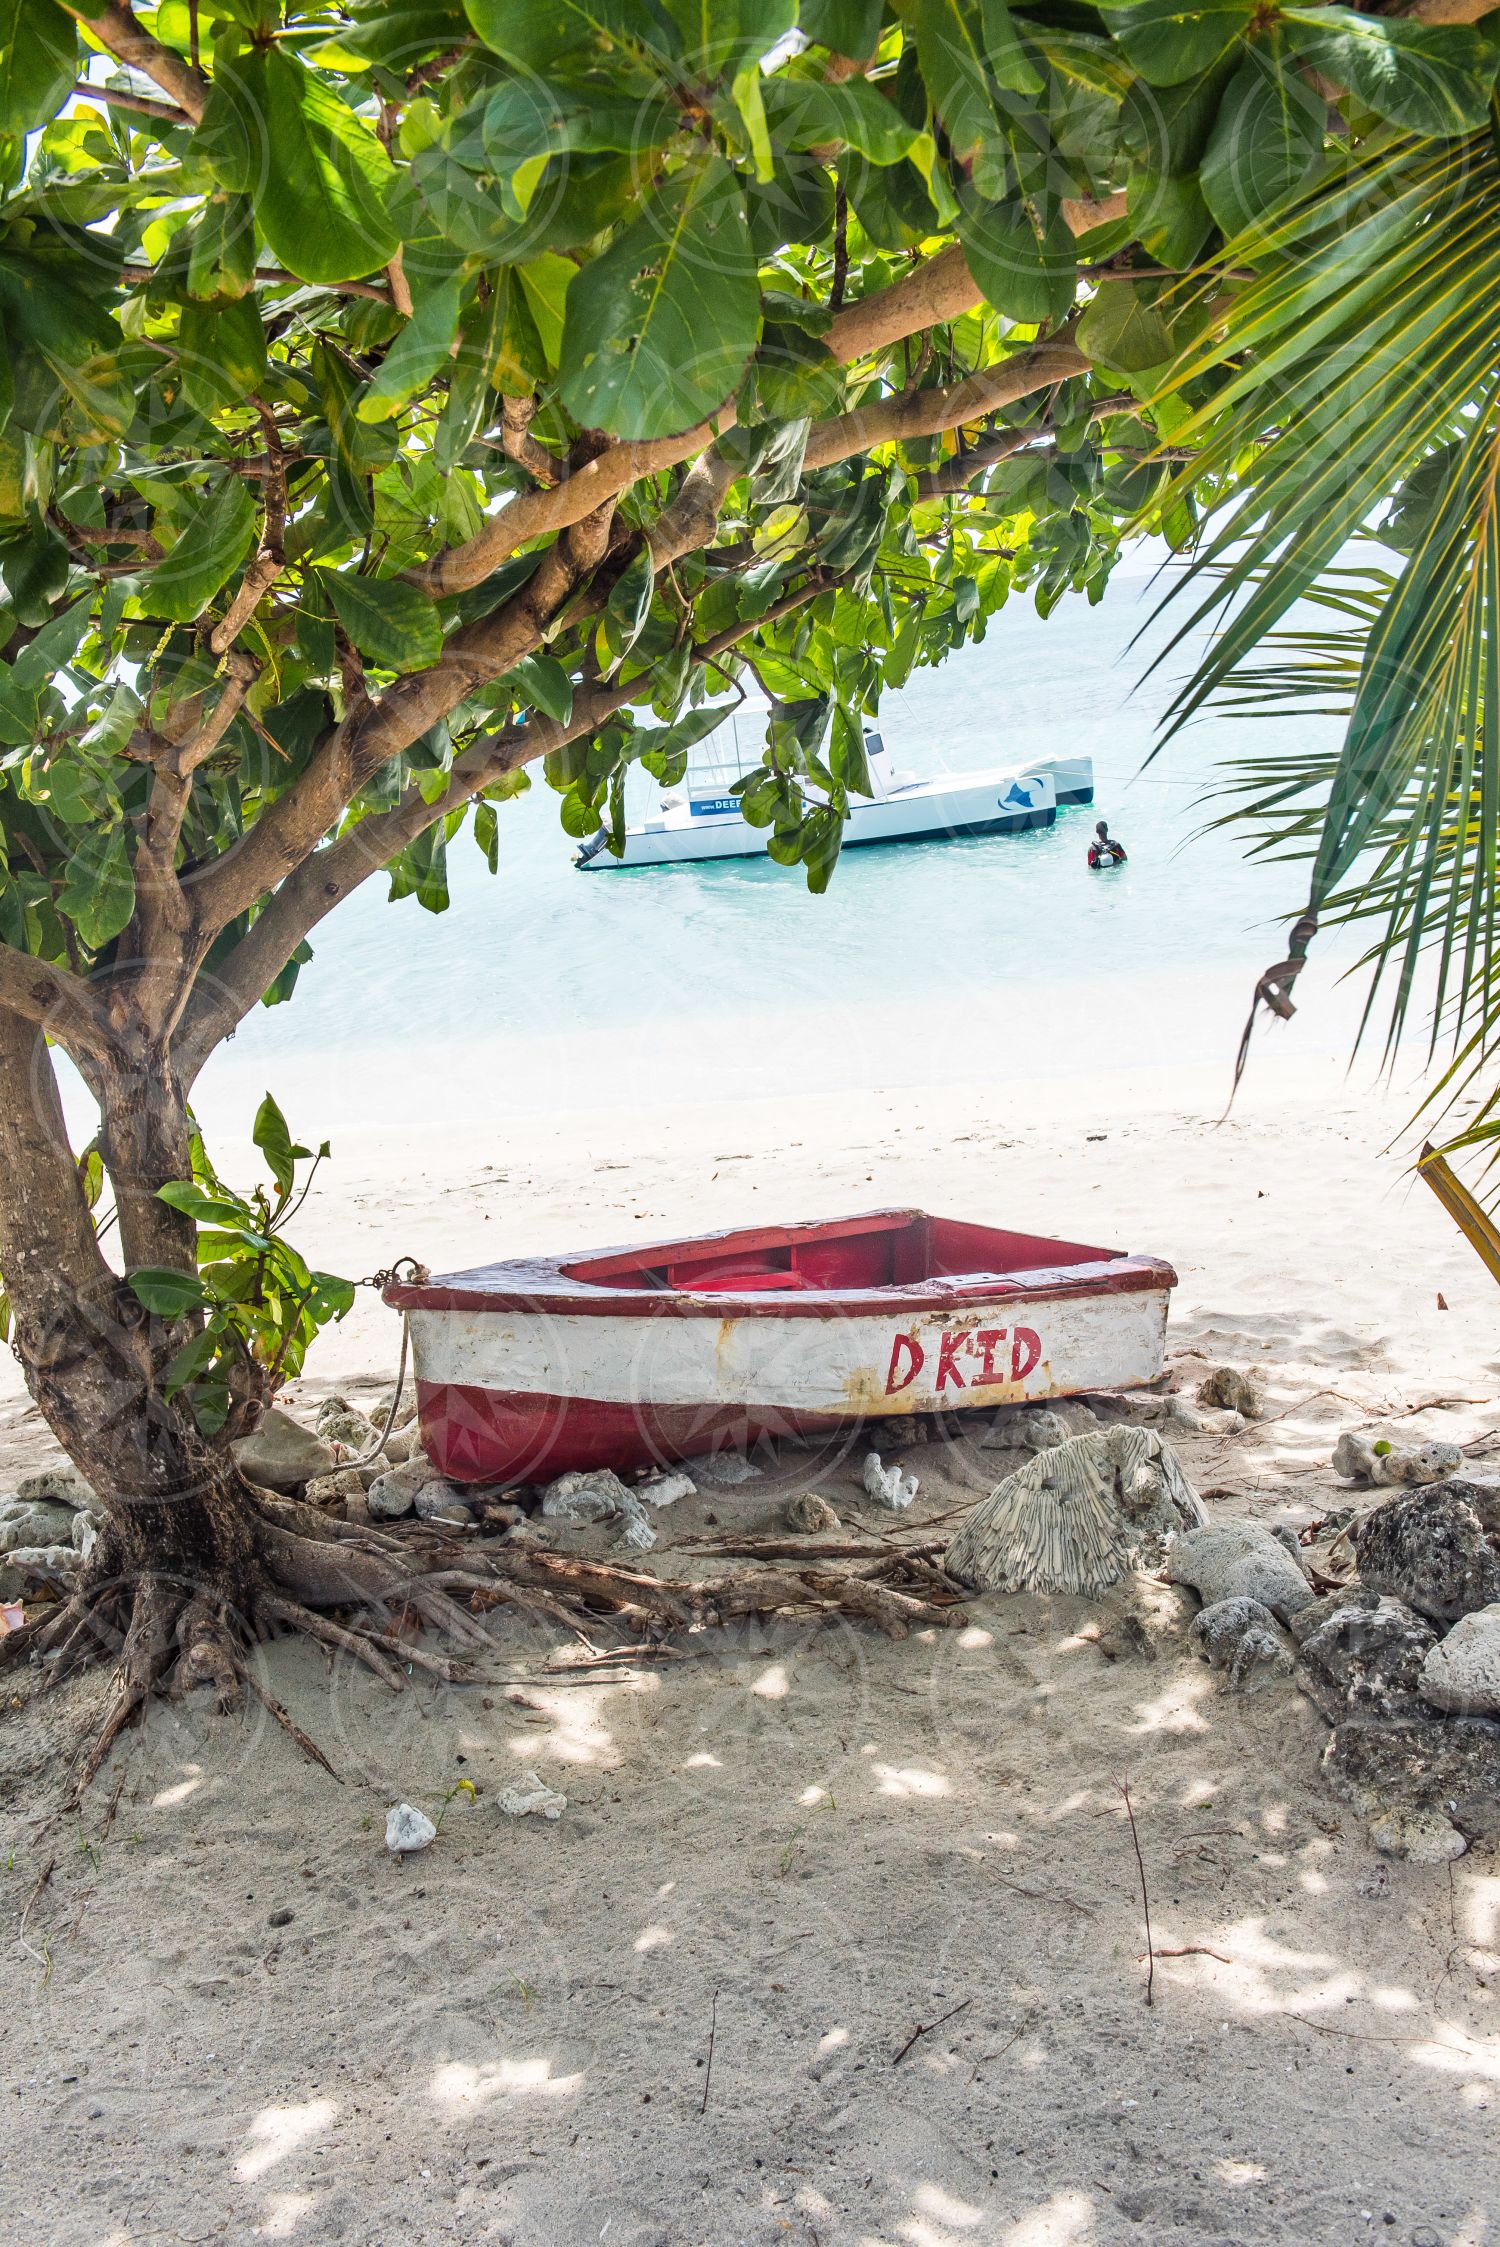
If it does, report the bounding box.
[16,1485,967,1799]
[241,1664,339,1779]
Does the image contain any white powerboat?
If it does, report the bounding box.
[575,701,1093,871]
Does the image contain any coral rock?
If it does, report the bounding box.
[16,1466,97,1512]
[1322,1714,1500,1857]
[683,1451,764,1486]
[1293,1593,1439,1724]
[0,1500,79,1552]
[1165,1519,1314,1623]
[385,1803,436,1855]
[232,1407,337,1493]
[1354,1480,1500,1624]
[1419,1602,1500,1716]
[367,1461,431,1521]
[542,1469,631,1523]
[1332,1431,1463,1489]
[786,1492,840,1535]
[636,1471,694,1508]
[1191,1596,1292,1689]
[1196,1366,1264,1418]
[413,1481,475,1527]
[862,1453,917,1511]
[498,1773,566,1820]
[946,1426,1203,1597]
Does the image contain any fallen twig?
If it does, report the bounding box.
[1285,2011,1475,2051]
[1145,1945,1231,1964]
[992,1870,1093,1916]
[16,1855,56,1970]
[545,1646,693,1672]
[680,1537,946,1562]
[700,1989,718,2114]
[99,1763,127,1840]
[892,1995,972,2065]
[1117,1780,1154,2008]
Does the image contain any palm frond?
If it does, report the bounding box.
[1146,124,1500,1163]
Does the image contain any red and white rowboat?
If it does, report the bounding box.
[385,1210,1177,1486]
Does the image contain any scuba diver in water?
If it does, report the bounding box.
[1087,818,1127,869]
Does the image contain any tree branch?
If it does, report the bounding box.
[803,344,1090,470]
[128,661,259,1035]
[208,401,287,656]
[501,396,562,488]
[417,197,1113,601]
[0,943,114,1062]
[182,343,1091,956]
[173,580,829,1081]
[913,390,1135,501]
[74,79,190,124]
[62,0,209,123]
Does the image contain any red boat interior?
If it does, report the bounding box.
[565,1212,1119,1295]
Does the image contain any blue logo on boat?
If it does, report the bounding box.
[1000,781,1036,808]
[690,796,740,817]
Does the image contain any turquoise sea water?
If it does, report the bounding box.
[203,559,1355,1125]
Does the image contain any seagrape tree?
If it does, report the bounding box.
[0,0,1494,1757]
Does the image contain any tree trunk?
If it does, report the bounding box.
[0,1008,255,1589]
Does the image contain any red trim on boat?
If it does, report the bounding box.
[385,1208,1176,1321]
[418,1379,865,1484]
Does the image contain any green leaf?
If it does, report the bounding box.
[311,0,468,68]
[162,1325,222,1401]
[830,701,873,797]
[178,295,268,414]
[633,698,729,779]
[1100,0,1253,86]
[57,824,135,951]
[481,79,676,171]
[253,1092,306,1199]
[1127,168,1212,271]
[1282,6,1499,136]
[127,1267,210,1318]
[186,190,259,301]
[659,0,794,71]
[0,0,74,135]
[157,1181,261,1228]
[902,0,1033,177]
[319,568,445,670]
[763,78,937,174]
[1077,280,1173,374]
[729,61,774,182]
[473,799,499,872]
[252,49,399,285]
[462,0,675,69]
[356,273,464,423]
[559,155,759,441]
[509,651,574,723]
[147,474,259,623]
[957,181,1077,325]
[801,0,882,60]
[883,610,922,689]
[599,546,654,672]
[1199,45,1324,242]
[0,515,69,626]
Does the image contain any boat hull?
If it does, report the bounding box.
[580,762,1076,870]
[399,1270,1172,1483]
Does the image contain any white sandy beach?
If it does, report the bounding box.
[2,970,1498,2247]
